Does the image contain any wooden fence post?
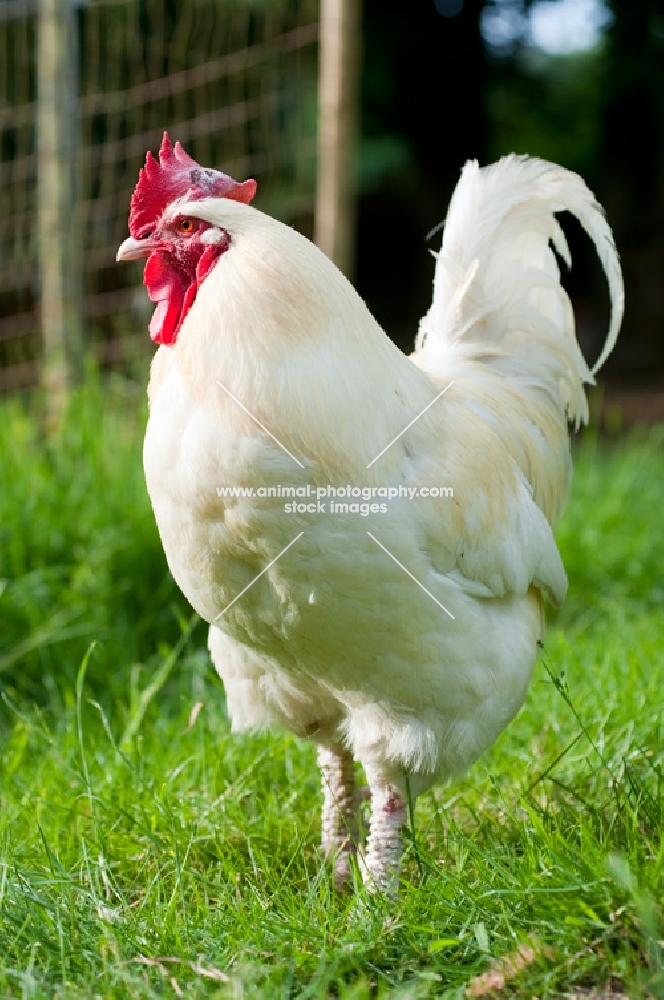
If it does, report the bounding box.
[38,0,83,418]
[315,0,361,280]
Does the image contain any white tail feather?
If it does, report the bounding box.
[416,155,623,400]
[413,155,624,524]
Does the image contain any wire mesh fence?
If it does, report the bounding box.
[0,0,318,391]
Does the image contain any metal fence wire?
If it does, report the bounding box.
[0,0,319,391]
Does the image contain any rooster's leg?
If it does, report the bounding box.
[317,744,360,888]
[361,777,407,896]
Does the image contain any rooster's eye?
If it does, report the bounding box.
[177,219,196,234]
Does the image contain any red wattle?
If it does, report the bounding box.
[144,252,187,345]
[196,245,223,284]
[142,242,226,346]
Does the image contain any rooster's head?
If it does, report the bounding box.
[117,132,256,345]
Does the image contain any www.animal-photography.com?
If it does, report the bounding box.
[1,0,663,997]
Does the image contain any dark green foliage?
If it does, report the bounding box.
[0,376,203,704]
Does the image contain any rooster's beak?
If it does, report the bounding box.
[116,236,153,262]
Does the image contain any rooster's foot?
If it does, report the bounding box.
[360,780,407,897]
[317,744,361,889]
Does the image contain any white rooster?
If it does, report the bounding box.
[117,133,623,892]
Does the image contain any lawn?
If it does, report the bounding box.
[0,378,663,999]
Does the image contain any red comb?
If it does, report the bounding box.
[129,132,257,237]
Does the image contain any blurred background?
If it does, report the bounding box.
[1,0,663,408]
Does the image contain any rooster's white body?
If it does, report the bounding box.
[138,155,622,890]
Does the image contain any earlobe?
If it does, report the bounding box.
[200,227,225,245]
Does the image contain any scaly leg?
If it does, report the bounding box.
[317,744,360,888]
[361,777,408,896]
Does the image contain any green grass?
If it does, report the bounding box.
[1,380,663,999]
